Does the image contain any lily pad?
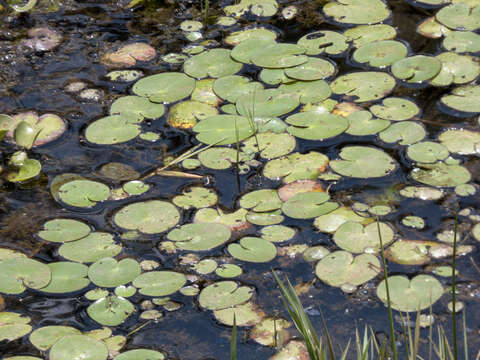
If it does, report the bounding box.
[379,121,426,145]
[228,237,277,263]
[323,0,391,25]
[377,275,444,312]
[0,312,32,341]
[417,16,451,38]
[216,264,243,278]
[30,325,81,351]
[333,221,394,253]
[314,207,372,233]
[352,40,408,68]
[59,232,122,263]
[242,132,296,159]
[391,55,442,83]
[297,31,349,56]
[411,162,471,187]
[110,96,165,120]
[213,75,263,103]
[192,259,217,274]
[132,271,186,296]
[286,111,348,140]
[370,97,420,121]
[246,210,284,226]
[184,49,242,79]
[331,72,396,102]
[343,111,389,136]
[173,187,217,209]
[344,24,397,47]
[132,72,195,103]
[199,281,253,310]
[103,43,155,67]
[167,100,218,129]
[193,115,256,145]
[260,225,296,243]
[213,301,264,327]
[315,251,380,287]
[49,334,108,360]
[282,192,338,219]
[250,43,307,69]
[40,262,89,293]
[330,146,396,178]
[88,258,140,288]
[385,240,444,265]
[264,151,329,183]
[443,31,480,53]
[0,258,51,294]
[436,3,480,31]
[38,219,91,243]
[194,208,250,232]
[284,57,336,80]
[250,317,291,346]
[7,157,42,183]
[237,89,300,118]
[167,223,231,251]
[240,189,282,212]
[430,53,480,86]
[407,141,449,163]
[87,295,135,326]
[113,200,180,234]
[197,147,251,169]
[438,129,480,155]
[440,85,480,114]
[106,70,143,82]
[114,350,165,360]
[85,114,143,145]
[279,80,331,104]
[399,186,443,200]
[224,28,278,46]
[58,180,110,208]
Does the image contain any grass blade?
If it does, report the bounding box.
[451,205,459,359]
[230,314,237,360]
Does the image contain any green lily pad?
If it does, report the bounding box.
[39,262,89,293]
[85,114,142,145]
[0,258,51,294]
[385,240,442,265]
[7,158,42,182]
[270,340,308,359]
[30,326,81,351]
[110,96,165,120]
[438,129,480,155]
[323,0,391,25]
[0,249,26,260]
[472,223,480,241]
[87,295,134,326]
[58,180,110,208]
[191,79,221,106]
[369,205,391,216]
[213,75,263,103]
[455,183,476,196]
[399,186,444,200]
[132,271,186,296]
[173,187,217,209]
[331,72,396,102]
[250,43,307,69]
[239,189,282,212]
[192,259,218,274]
[402,216,426,229]
[237,89,300,118]
[114,200,180,234]
[193,115,256,145]
[250,317,291,346]
[344,24,397,47]
[333,221,394,253]
[242,132,296,159]
[286,111,348,140]
[314,207,372,233]
[277,179,324,202]
[411,162,471,187]
[279,80,331,104]
[417,17,451,38]
[436,3,480,31]
[14,121,38,149]
[282,192,338,219]
[352,40,408,68]
[264,151,329,183]
[246,210,284,226]
[260,225,296,243]
[303,246,330,262]
[122,180,149,195]
[370,97,420,121]
[49,334,108,360]
[85,288,109,300]
[167,223,231,251]
[132,72,195,103]
[59,232,122,263]
[443,31,480,53]
[407,141,450,163]
[315,251,380,287]
[224,28,278,46]
[115,285,136,297]
[231,38,277,64]
[38,219,90,243]
[228,237,277,263]
[216,264,243,278]
[0,312,32,341]
[297,31,349,56]
[377,275,444,312]
[259,68,292,85]
[224,0,278,17]
[88,258,140,288]
[194,208,250,232]
[106,70,143,82]
[379,121,426,145]
[114,349,165,360]
[184,49,242,79]
[391,55,442,83]
[284,57,336,80]
[213,301,264,327]
[198,281,253,310]
[180,20,203,31]
[430,53,480,86]
[197,147,251,169]
[440,85,480,114]
[344,111,390,136]
[167,100,218,129]
[330,146,396,178]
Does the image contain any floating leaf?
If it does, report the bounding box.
[323,0,391,25]
[260,225,295,243]
[173,187,218,209]
[259,68,292,85]
[49,334,108,360]
[0,258,51,294]
[86,114,142,145]
[315,251,380,287]
[407,141,449,163]
[106,70,143,82]
[303,246,330,262]
[199,281,253,310]
[87,296,134,326]
[333,221,394,253]
[345,111,390,136]
[399,186,444,200]
[240,189,282,212]
[284,57,336,80]
[40,262,89,293]
[103,43,155,67]
[213,301,265,326]
[192,259,217,274]
[417,16,451,38]
[58,180,110,208]
[246,210,284,226]
[282,192,338,219]
[113,349,165,360]
[216,264,243,278]
[330,146,396,178]
[213,75,263,102]
[30,326,81,351]
[443,31,480,53]
[228,237,277,263]
[132,271,186,296]
[385,240,444,265]
[194,208,250,232]
[391,55,442,83]
[193,115,256,145]
[314,207,372,233]
[197,147,250,169]
[122,180,149,195]
[264,151,329,183]
[7,158,41,182]
[167,100,218,129]
[379,121,426,145]
[297,31,348,56]
[436,3,480,31]
[184,49,242,79]
[110,96,165,120]
[88,258,140,288]
[132,72,195,103]
[0,312,32,342]
[344,24,397,47]
[114,200,180,234]
[59,232,122,263]
[377,275,443,312]
[237,89,300,117]
[352,40,408,68]
[38,219,91,243]
[430,52,480,86]
[438,129,480,155]
[411,162,471,187]
[440,85,480,114]
[250,317,291,346]
[250,43,307,68]
[370,97,420,121]
[331,72,395,102]
[242,132,296,159]
[167,223,231,251]
[286,111,348,140]
[224,28,277,46]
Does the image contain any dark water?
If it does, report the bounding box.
[0,0,480,359]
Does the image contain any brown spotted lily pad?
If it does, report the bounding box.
[103,43,156,67]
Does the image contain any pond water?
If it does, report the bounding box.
[1,0,480,359]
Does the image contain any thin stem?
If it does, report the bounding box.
[451,205,459,359]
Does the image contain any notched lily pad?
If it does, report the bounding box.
[264,151,329,183]
[173,187,218,209]
[330,146,396,178]
[370,97,420,121]
[438,129,480,155]
[228,237,277,263]
[199,281,253,310]
[49,334,108,360]
[30,325,81,351]
[133,271,186,296]
[0,312,32,341]
[38,219,91,243]
[87,295,135,326]
[333,221,394,253]
[0,258,51,294]
[323,0,391,25]
[213,301,265,326]
[132,72,195,103]
[286,111,348,140]
[411,162,471,187]
[88,257,140,288]
[331,72,396,102]
[379,121,426,145]
[184,49,242,79]
[58,180,110,208]
[352,40,408,68]
[282,192,338,219]
[391,55,442,83]
[167,100,218,129]
[440,85,480,114]
[167,223,231,251]
[59,232,122,263]
[297,31,349,56]
[40,262,89,293]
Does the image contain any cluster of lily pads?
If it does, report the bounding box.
[1,0,480,359]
